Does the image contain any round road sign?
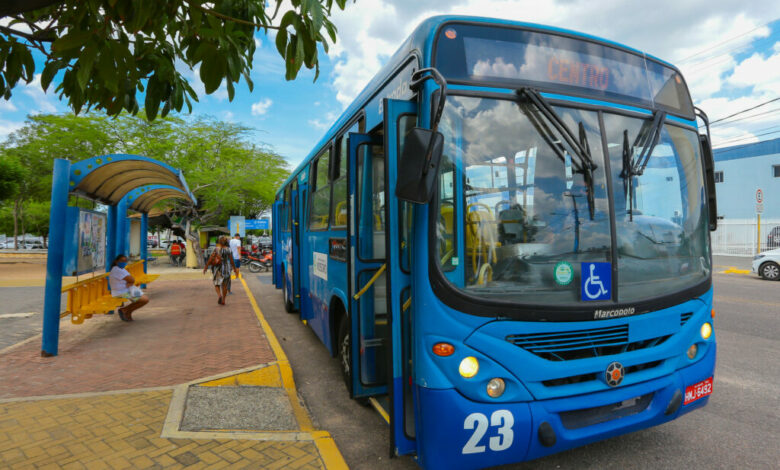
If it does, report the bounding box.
[756,189,763,203]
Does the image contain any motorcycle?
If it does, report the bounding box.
[247,249,273,273]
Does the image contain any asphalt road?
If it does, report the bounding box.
[0,287,67,351]
[246,270,780,470]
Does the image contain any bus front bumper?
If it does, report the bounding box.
[415,343,715,470]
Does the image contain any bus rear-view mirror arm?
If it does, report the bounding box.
[396,68,447,204]
[696,107,718,231]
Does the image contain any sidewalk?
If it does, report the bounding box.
[0,274,347,469]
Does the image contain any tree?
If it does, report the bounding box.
[0,0,347,119]
[0,155,26,202]
[1,111,289,256]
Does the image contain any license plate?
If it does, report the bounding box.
[684,377,713,405]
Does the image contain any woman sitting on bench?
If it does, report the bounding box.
[109,254,150,322]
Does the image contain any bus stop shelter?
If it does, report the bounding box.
[42,154,196,356]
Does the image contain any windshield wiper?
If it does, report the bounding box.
[620,110,666,221]
[517,88,597,220]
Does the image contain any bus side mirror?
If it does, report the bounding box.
[396,127,444,204]
[699,134,718,231]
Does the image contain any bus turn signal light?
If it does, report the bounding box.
[701,322,712,340]
[459,357,479,378]
[432,343,455,356]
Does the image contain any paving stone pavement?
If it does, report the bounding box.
[0,390,324,469]
[0,280,275,399]
[0,277,347,469]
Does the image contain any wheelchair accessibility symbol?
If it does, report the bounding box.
[581,262,611,301]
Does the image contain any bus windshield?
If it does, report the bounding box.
[435,95,710,307]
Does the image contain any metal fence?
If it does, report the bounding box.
[711,218,780,256]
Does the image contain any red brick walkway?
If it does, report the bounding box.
[0,280,275,399]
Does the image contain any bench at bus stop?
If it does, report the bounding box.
[60,260,159,324]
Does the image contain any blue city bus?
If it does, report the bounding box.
[273,16,718,469]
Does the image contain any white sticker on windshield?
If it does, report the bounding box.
[554,261,574,286]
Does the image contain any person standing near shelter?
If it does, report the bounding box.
[204,236,237,305]
[109,254,149,322]
[229,233,242,279]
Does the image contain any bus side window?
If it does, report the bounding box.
[309,148,332,230]
[284,185,292,232]
[357,143,385,260]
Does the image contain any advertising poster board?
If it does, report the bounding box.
[77,210,107,274]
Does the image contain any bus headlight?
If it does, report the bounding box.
[687,344,698,359]
[486,378,506,398]
[700,322,712,340]
[459,356,479,378]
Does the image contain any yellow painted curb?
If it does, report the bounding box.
[239,276,314,432]
[199,363,282,387]
[722,267,751,275]
[312,431,350,470]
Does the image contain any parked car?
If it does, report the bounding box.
[22,240,44,249]
[159,239,170,249]
[753,248,780,281]
[767,226,780,250]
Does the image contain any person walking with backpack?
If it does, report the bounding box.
[203,236,237,305]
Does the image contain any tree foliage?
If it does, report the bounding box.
[0,0,347,119]
[0,155,26,202]
[0,111,289,242]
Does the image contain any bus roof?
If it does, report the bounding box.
[276,15,681,194]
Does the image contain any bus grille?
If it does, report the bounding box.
[680,312,693,326]
[506,325,671,361]
[559,393,654,429]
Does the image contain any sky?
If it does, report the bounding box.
[2,0,780,171]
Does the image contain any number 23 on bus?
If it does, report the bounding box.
[547,56,609,90]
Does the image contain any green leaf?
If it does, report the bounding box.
[52,31,92,53]
[200,50,226,94]
[275,27,288,57]
[226,79,235,101]
[76,45,98,91]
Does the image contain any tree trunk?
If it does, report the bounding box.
[12,199,19,249]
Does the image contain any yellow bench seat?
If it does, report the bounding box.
[135,274,160,285]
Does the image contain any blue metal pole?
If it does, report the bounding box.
[115,195,128,257]
[41,159,71,357]
[106,205,117,272]
[140,212,148,273]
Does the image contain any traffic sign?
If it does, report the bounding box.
[756,203,764,214]
[756,189,763,203]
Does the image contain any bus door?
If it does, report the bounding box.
[347,133,388,398]
[272,198,282,288]
[383,99,418,456]
[290,180,302,312]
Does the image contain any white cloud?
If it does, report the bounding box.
[726,42,780,96]
[309,119,329,130]
[251,98,273,116]
[0,99,17,112]
[22,74,58,114]
[0,119,23,142]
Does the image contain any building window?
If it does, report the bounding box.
[773,165,780,178]
[714,171,724,183]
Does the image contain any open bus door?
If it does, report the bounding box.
[347,133,388,398]
[383,99,418,456]
[290,180,303,313]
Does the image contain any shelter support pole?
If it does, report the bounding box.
[115,196,129,257]
[141,212,148,273]
[106,205,117,271]
[41,159,70,357]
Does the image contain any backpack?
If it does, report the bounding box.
[207,248,222,267]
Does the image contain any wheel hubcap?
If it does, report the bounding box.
[764,265,779,279]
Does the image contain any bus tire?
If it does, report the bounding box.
[337,315,353,394]
[282,272,296,312]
